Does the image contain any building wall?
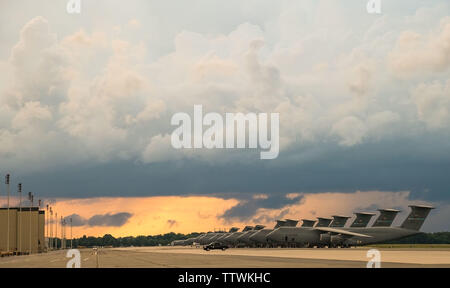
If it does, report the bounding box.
[18,210,39,253]
[0,208,45,253]
[0,209,17,252]
[39,212,45,252]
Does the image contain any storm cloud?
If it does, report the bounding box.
[1,0,450,232]
[64,214,87,227]
[88,213,133,227]
[220,194,303,222]
[63,212,133,227]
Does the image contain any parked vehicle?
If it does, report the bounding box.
[203,242,229,251]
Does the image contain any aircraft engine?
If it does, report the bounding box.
[319,233,331,243]
[330,235,345,245]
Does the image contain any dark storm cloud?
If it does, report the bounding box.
[88,212,132,227]
[63,214,87,227]
[252,209,291,226]
[18,134,450,204]
[4,133,450,231]
[220,194,303,222]
[59,212,133,227]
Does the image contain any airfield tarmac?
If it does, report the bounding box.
[1,246,449,268]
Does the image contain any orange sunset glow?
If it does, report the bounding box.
[49,196,239,237]
[45,190,442,238]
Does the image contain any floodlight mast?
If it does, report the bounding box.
[60,216,64,249]
[38,199,41,251]
[62,218,64,249]
[5,174,10,253]
[46,205,49,250]
[55,212,58,249]
[28,192,33,254]
[70,217,73,249]
[18,183,22,253]
[49,207,53,250]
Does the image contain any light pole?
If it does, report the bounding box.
[28,192,33,254]
[18,183,22,254]
[64,219,67,249]
[38,199,41,252]
[70,217,73,249]
[60,216,63,249]
[46,204,49,250]
[5,174,10,254]
[49,207,53,250]
[65,219,67,249]
[55,212,58,249]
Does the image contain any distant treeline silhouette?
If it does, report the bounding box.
[70,232,202,248]
[56,232,450,248]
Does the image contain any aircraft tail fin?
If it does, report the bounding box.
[316,217,333,227]
[274,220,286,228]
[254,225,265,230]
[372,209,401,227]
[350,212,376,228]
[401,205,434,231]
[242,226,254,232]
[284,219,299,227]
[330,215,351,227]
[301,219,316,227]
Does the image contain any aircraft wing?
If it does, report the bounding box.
[314,227,372,238]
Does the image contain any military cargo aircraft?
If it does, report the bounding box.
[198,229,231,245]
[249,219,299,247]
[236,225,266,246]
[266,205,433,248]
[248,220,288,247]
[214,227,239,243]
[316,213,374,247]
[222,226,254,246]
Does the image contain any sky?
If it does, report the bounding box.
[0,0,449,237]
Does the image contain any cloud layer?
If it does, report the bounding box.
[63,212,132,227]
[0,1,449,229]
[1,2,449,171]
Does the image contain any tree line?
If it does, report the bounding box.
[70,232,202,248]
